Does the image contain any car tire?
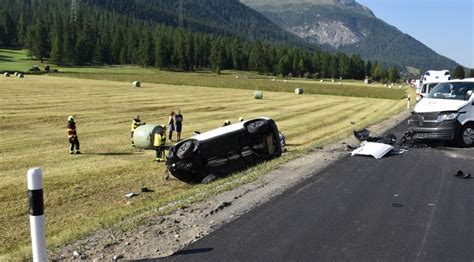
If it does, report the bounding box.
[458,124,474,147]
[176,140,195,159]
[246,120,267,134]
[201,174,217,184]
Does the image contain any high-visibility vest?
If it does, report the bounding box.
[154,133,166,146]
[131,119,142,131]
[67,121,77,138]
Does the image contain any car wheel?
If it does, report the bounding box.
[201,174,217,184]
[458,124,474,147]
[176,140,195,159]
[246,120,267,134]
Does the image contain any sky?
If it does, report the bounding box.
[357,0,474,68]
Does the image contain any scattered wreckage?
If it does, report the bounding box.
[350,128,409,159]
[166,117,283,184]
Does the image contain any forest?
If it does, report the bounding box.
[0,0,400,81]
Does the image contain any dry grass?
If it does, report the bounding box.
[0,75,406,259]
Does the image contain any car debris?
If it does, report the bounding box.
[124,192,139,198]
[351,141,394,159]
[455,170,472,179]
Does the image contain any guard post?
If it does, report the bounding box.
[27,168,47,262]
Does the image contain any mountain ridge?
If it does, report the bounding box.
[241,0,459,72]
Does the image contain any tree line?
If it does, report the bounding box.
[0,1,401,82]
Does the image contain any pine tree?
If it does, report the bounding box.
[470,69,474,78]
[50,35,64,65]
[453,66,465,79]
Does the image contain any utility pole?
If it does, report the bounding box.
[178,0,183,28]
[71,0,78,24]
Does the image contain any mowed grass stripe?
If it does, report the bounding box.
[0,75,406,258]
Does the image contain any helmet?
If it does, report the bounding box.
[68,115,76,122]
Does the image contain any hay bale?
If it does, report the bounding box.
[320,80,324,83]
[338,82,342,86]
[132,81,141,87]
[272,78,276,82]
[4,72,10,77]
[17,73,24,78]
[133,125,165,150]
[254,90,263,99]
[294,88,304,95]
[14,72,18,76]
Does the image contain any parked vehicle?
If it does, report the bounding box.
[418,80,441,101]
[408,78,474,147]
[422,70,451,83]
[166,117,283,183]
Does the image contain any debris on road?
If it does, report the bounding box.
[455,170,472,179]
[351,141,394,159]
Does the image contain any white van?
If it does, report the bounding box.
[422,70,451,82]
[408,78,474,147]
[418,80,441,101]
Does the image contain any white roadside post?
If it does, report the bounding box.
[27,168,47,262]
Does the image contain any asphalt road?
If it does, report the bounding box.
[164,122,474,262]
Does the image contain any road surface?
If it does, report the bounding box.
[164,122,474,262]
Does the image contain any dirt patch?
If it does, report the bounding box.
[51,111,410,261]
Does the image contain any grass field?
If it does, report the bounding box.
[1,57,411,259]
[0,48,406,100]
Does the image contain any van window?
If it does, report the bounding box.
[422,84,427,93]
[428,82,474,100]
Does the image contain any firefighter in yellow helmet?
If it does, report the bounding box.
[66,115,80,154]
[154,125,167,162]
[130,115,145,147]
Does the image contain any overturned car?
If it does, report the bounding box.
[166,117,282,184]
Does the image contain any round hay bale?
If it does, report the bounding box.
[254,90,263,99]
[338,82,342,86]
[133,124,165,150]
[272,78,276,82]
[4,72,10,77]
[320,80,324,83]
[132,81,141,87]
[17,73,24,78]
[294,88,304,95]
[14,72,18,76]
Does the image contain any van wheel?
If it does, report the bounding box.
[176,141,194,159]
[201,174,217,184]
[458,124,474,147]
[246,120,267,134]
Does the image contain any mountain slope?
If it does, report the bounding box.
[80,0,312,48]
[241,0,459,72]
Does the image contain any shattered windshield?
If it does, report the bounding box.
[427,82,474,100]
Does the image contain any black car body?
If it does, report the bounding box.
[166,117,282,183]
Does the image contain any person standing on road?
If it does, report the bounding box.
[67,115,81,154]
[168,111,175,141]
[175,110,183,142]
[130,115,145,147]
